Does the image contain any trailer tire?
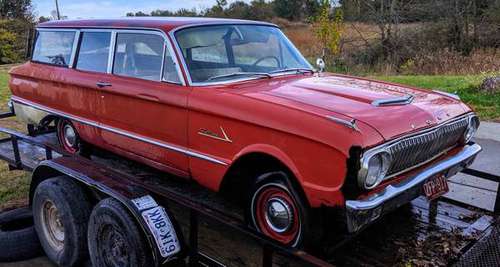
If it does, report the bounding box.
[33,177,92,267]
[88,198,154,267]
[0,208,43,262]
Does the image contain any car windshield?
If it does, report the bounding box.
[175,24,312,83]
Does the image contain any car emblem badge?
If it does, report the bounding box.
[198,127,232,143]
[426,120,433,125]
[411,124,416,129]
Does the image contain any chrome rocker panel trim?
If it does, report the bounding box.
[11,96,228,166]
[345,143,482,233]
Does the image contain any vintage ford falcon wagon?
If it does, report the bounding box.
[9,17,481,247]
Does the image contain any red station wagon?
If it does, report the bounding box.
[9,17,482,247]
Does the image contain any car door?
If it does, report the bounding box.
[64,30,117,146]
[97,31,190,177]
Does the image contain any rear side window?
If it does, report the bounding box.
[32,31,76,66]
[113,33,164,81]
[76,32,111,73]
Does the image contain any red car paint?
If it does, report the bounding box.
[8,18,472,209]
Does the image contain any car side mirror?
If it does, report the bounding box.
[316,58,326,73]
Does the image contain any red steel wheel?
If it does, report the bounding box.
[56,119,80,154]
[251,182,302,246]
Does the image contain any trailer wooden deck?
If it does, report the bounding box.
[0,130,498,266]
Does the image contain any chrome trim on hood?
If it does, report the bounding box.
[327,116,360,132]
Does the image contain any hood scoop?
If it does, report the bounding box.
[372,94,414,107]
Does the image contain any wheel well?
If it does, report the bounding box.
[219,152,306,206]
[30,166,102,207]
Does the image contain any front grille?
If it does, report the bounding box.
[386,117,469,176]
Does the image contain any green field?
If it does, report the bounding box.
[0,70,11,109]
[373,75,500,121]
[0,69,30,210]
[0,69,498,210]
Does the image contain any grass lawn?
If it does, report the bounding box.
[0,69,30,211]
[373,75,500,121]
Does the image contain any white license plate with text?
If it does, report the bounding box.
[142,206,181,258]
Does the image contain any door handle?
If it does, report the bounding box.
[96,82,112,88]
[137,94,160,102]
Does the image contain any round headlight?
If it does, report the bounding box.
[462,115,480,144]
[358,151,392,190]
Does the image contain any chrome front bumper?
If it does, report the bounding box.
[345,143,482,233]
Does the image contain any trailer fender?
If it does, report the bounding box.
[30,159,185,266]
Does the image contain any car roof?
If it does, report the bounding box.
[38,17,277,33]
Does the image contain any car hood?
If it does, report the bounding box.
[231,74,470,141]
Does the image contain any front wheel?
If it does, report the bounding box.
[249,172,314,248]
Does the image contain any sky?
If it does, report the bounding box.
[33,0,251,19]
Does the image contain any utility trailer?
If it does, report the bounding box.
[0,111,498,266]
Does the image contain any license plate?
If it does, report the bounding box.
[423,174,449,200]
[142,206,181,258]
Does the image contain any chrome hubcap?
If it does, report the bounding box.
[41,200,65,251]
[63,124,76,147]
[265,197,293,233]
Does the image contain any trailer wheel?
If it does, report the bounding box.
[88,198,154,267]
[249,172,312,248]
[0,208,43,262]
[33,177,92,266]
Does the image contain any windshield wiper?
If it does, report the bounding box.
[207,72,272,82]
[269,68,314,75]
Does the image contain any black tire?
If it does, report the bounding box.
[248,171,319,249]
[0,208,43,262]
[88,198,154,267]
[33,177,92,266]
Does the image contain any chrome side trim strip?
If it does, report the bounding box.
[11,96,228,166]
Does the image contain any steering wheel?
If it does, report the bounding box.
[252,56,280,67]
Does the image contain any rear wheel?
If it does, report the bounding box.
[57,119,81,154]
[88,198,154,267]
[249,172,313,248]
[33,177,92,266]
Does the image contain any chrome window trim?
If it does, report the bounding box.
[36,27,186,86]
[68,30,80,68]
[11,96,227,166]
[359,113,475,183]
[33,28,79,68]
[111,29,182,84]
[73,30,113,73]
[107,31,117,74]
[168,23,313,87]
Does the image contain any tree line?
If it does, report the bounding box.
[0,0,34,64]
[126,0,327,22]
